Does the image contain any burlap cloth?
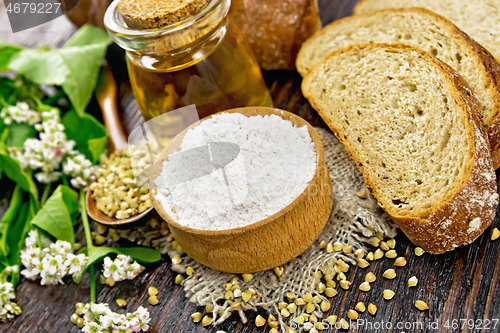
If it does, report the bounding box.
[117,127,397,330]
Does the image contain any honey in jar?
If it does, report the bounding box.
[104,0,272,144]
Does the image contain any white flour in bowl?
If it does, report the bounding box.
[153,112,317,230]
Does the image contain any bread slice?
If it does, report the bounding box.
[302,43,499,253]
[353,0,500,62]
[297,8,500,169]
[229,0,322,70]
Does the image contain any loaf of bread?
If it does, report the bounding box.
[229,0,322,70]
[302,43,499,253]
[353,0,500,63]
[297,8,500,169]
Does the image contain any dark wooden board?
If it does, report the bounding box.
[2,1,500,332]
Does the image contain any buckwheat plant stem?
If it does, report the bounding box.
[80,189,96,303]
[41,183,51,206]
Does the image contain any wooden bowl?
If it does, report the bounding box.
[150,107,333,273]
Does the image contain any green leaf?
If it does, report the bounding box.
[0,186,23,257]
[0,187,36,286]
[0,77,15,100]
[9,194,37,286]
[6,25,111,116]
[60,185,79,226]
[59,25,111,116]
[83,246,162,272]
[8,48,69,85]
[88,136,108,163]
[30,185,77,245]
[0,143,38,199]
[4,123,37,148]
[6,201,29,266]
[62,109,108,163]
[0,42,22,72]
[64,25,112,48]
[59,45,107,116]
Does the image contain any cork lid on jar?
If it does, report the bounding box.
[117,0,211,29]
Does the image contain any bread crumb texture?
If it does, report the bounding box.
[307,46,474,216]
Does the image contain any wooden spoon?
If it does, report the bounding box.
[86,62,153,228]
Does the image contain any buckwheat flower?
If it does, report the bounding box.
[127,316,141,331]
[9,103,27,123]
[35,171,61,184]
[65,253,88,282]
[112,313,128,328]
[3,117,12,125]
[102,256,144,283]
[25,229,39,247]
[117,254,130,261]
[20,230,89,285]
[41,109,59,123]
[83,304,94,323]
[99,314,114,329]
[18,102,29,111]
[50,240,73,255]
[20,268,39,281]
[20,245,40,266]
[41,254,63,276]
[4,266,18,276]
[0,302,22,322]
[42,119,66,134]
[82,322,103,333]
[0,283,15,304]
[26,110,41,126]
[133,306,150,331]
[102,257,126,282]
[63,157,82,176]
[40,271,63,286]
[7,102,96,188]
[127,262,144,280]
[90,303,112,320]
[70,176,88,189]
[0,295,22,323]
[0,282,22,322]
[81,303,150,333]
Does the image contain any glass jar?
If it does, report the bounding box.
[104,0,272,127]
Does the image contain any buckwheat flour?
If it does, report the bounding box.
[154,113,317,230]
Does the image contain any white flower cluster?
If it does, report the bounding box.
[0,281,22,322]
[0,101,41,126]
[102,255,145,283]
[82,303,150,333]
[20,229,88,285]
[3,102,97,188]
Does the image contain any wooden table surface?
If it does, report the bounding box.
[2,1,500,332]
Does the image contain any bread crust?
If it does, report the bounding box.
[353,0,377,15]
[302,43,499,253]
[452,21,500,170]
[228,0,321,70]
[296,8,500,169]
